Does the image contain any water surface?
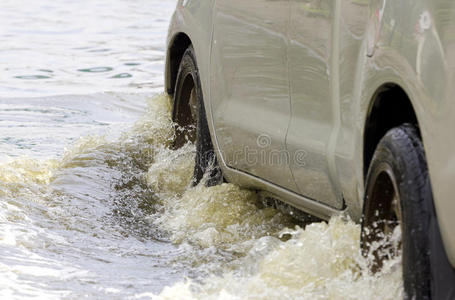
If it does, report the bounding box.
[0,0,173,97]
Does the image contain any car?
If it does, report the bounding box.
[164,1,455,298]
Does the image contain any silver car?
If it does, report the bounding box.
[165,1,455,298]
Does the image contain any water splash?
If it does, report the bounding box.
[140,96,403,300]
[0,93,403,299]
[154,217,402,300]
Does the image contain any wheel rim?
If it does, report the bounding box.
[173,73,198,148]
[363,162,402,271]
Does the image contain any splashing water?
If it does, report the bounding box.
[0,94,403,299]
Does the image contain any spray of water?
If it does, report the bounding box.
[0,94,403,299]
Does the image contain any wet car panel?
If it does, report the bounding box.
[286,0,344,209]
[209,0,298,191]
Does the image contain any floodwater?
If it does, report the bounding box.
[0,1,403,299]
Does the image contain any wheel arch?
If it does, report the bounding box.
[165,32,192,96]
[363,83,419,179]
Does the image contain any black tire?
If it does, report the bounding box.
[361,124,455,299]
[172,45,222,186]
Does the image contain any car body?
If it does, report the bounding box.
[165,0,455,270]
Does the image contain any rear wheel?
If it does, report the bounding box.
[172,45,222,186]
[361,124,455,299]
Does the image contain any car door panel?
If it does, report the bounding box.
[210,0,297,190]
[286,0,343,209]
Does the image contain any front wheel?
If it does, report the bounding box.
[172,45,223,186]
[361,124,455,299]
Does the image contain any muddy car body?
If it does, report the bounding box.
[165,0,455,298]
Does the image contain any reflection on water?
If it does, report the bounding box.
[0,0,402,298]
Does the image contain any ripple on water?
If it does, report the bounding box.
[87,48,111,53]
[111,73,132,79]
[14,75,52,80]
[77,67,114,73]
[0,0,176,97]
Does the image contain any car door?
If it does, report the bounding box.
[286,0,344,209]
[210,0,297,190]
